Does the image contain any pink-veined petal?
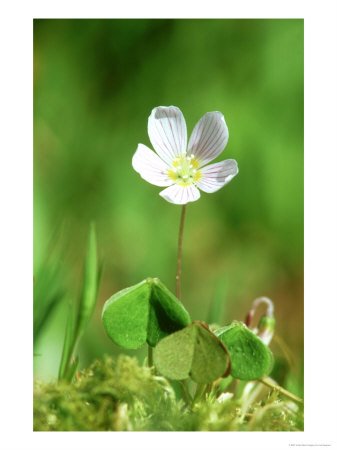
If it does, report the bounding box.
[159,184,200,205]
[148,106,187,165]
[187,111,229,166]
[132,144,173,187]
[196,159,238,193]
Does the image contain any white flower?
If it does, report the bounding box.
[132,106,239,205]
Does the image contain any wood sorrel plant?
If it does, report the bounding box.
[101,106,302,407]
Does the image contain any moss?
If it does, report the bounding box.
[34,355,303,431]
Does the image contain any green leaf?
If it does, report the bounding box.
[102,278,191,349]
[34,223,70,344]
[207,278,227,325]
[153,321,230,384]
[96,258,105,299]
[215,321,273,380]
[64,356,79,383]
[147,279,191,346]
[75,223,99,340]
[58,301,77,380]
[58,224,101,380]
[102,280,150,349]
[33,255,65,343]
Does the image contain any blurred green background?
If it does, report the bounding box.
[33,19,303,386]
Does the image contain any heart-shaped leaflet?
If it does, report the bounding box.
[102,278,191,349]
[215,321,274,380]
[153,321,231,384]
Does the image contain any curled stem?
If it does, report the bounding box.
[245,296,274,327]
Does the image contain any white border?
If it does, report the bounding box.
[1,1,337,449]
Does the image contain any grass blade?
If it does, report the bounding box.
[75,222,98,340]
[58,223,102,380]
[65,356,80,382]
[207,278,227,325]
[33,261,65,343]
[58,301,76,380]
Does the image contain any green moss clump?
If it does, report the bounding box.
[34,355,303,431]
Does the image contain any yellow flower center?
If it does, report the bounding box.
[167,153,202,186]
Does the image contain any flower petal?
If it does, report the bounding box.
[148,106,187,165]
[187,111,229,166]
[196,159,238,193]
[159,184,200,205]
[132,144,173,187]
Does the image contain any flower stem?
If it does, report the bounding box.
[192,383,207,406]
[259,377,303,404]
[176,204,187,300]
[180,380,192,406]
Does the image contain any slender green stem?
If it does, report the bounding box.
[180,380,192,406]
[259,377,303,404]
[176,204,187,300]
[205,383,213,397]
[148,345,153,368]
[193,383,207,406]
[233,379,240,398]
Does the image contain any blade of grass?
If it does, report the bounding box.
[75,223,98,341]
[33,262,65,343]
[65,356,80,382]
[207,278,227,325]
[58,300,76,380]
[34,223,67,343]
[58,223,102,380]
[96,257,105,301]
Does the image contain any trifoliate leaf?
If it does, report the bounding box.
[153,321,230,384]
[215,321,273,380]
[102,278,191,349]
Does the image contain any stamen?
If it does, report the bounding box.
[168,154,201,185]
